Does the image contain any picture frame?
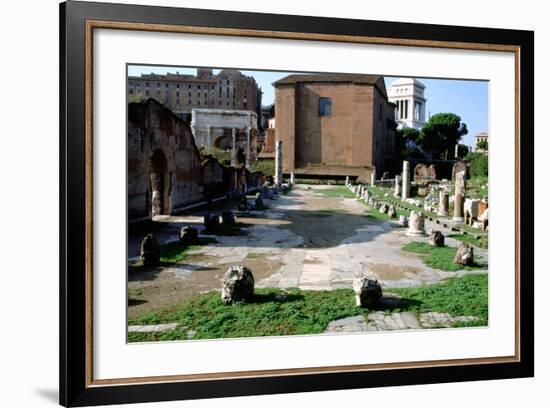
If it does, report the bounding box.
[59,0,534,406]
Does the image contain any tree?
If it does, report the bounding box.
[477,139,488,151]
[418,113,468,160]
[396,127,424,160]
[456,144,470,159]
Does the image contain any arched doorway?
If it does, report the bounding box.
[150,149,170,217]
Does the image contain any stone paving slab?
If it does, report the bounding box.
[128,323,178,333]
[324,311,481,333]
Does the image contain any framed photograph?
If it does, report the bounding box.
[60,1,534,406]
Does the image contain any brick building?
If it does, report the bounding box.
[128,68,262,125]
[273,74,397,182]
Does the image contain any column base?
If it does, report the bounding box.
[406,230,428,237]
[452,216,464,223]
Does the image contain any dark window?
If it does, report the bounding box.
[145,90,149,96]
[319,97,332,116]
[176,84,179,89]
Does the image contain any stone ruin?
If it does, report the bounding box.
[221,210,236,225]
[414,163,437,182]
[204,213,220,231]
[221,265,255,305]
[406,211,427,236]
[179,226,198,245]
[254,192,264,209]
[454,242,474,266]
[140,234,161,267]
[387,205,397,219]
[353,277,383,307]
[428,230,445,247]
[398,215,408,228]
[378,203,389,214]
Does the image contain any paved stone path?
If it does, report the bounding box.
[325,312,479,333]
[183,186,487,290]
[128,185,487,318]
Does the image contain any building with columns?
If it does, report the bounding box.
[387,78,427,130]
[190,108,258,168]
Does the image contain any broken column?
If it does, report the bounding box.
[245,126,251,169]
[345,176,350,186]
[401,161,410,201]
[437,190,450,217]
[452,171,466,223]
[290,171,296,185]
[221,265,255,305]
[353,277,382,307]
[274,140,283,188]
[370,167,376,186]
[231,128,237,166]
[406,211,427,236]
[394,174,402,198]
[206,125,213,147]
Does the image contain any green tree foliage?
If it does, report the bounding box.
[466,152,489,178]
[418,113,468,159]
[396,127,424,160]
[456,144,470,159]
[476,139,488,151]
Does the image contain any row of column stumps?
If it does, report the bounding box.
[359,160,480,238]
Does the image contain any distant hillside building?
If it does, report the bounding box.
[273,74,397,182]
[128,68,262,124]
[474,132,489,154]
[387,78,427,130]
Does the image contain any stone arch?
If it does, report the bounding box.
[150,148,170,216]
[214,134,232,150]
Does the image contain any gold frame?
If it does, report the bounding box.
[84,20,521,388]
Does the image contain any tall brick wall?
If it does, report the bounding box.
[128,99,204,220]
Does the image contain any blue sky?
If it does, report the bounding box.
[128,65,488,147]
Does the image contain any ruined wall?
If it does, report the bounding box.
[128,99,203,220]
[202,157,227,199]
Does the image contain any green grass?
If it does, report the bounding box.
[402,242,487,272]
[250,159,275,176]
[388,274,488,325]
[201,146,231,164]
[315,186,356,198]
[449,234,488,249]
[246,252,260,259]
[159,238,216,264]
[127,275,488,342]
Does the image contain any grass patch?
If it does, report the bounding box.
[449,233,488,249]
[388,274,488,325]
[246,252,260,259]
[127,275,488,342]
[201,146,231,165]
[250,159,275,176]
[402,242,487,272]
[315,186,356,198]
[159,238,215,264]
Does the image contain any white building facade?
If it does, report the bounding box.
[387,78,427,130]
